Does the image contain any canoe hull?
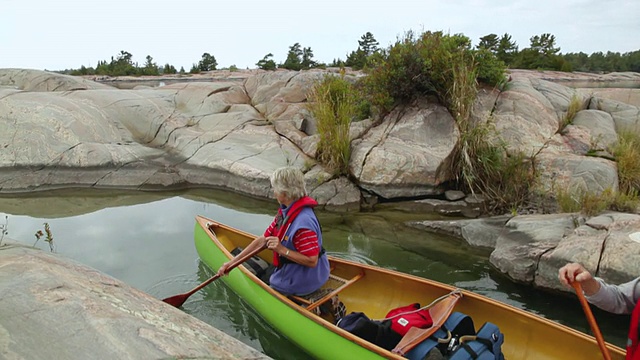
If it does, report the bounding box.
[194,218,387,359]
[194,215,626,360]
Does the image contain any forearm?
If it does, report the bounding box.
[233,237,265,259]
[580,277,601,296]
[586,277,640,314]
[280,248,318,267]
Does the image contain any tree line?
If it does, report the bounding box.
[64,31,640,77]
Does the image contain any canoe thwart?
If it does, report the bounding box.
[290,272,364,312]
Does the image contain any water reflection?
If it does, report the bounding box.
[0,189,274,291]
[0,188,629,352]
[184,263,311,360]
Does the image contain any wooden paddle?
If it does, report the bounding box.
[572,281,612,360]
[163,244,266,307]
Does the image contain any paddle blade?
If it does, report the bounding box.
[161,240,265,308]
[162,294,189,308]
[162,273,224,308]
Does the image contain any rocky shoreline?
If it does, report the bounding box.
[1,67,639,292]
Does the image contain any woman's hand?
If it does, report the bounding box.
[216,262,231,277]
[265,236,284,253]
[558,262,601,295]
[217,236,268,277]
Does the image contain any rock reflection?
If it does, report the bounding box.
[0,187,274,218]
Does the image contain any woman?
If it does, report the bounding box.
[217,166,330,296]
[559,263,640,359]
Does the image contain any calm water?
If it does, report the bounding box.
[0,188,629,358]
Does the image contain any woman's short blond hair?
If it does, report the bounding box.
[270,166,307,201]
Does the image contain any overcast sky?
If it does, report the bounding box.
[2,0,639,71]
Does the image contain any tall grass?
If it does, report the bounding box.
[611,130,640,194]
[559,94,583,133]
[455,130,536,213]
[610,189,639,213]
[556,186,639,217]
[556,186,611,216]
[440,54,535,214]
[307,75,357,175]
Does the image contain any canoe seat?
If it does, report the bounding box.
[291,272,363,313]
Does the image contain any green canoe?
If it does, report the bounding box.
[194,215,626,360]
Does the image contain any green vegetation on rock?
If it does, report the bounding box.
[307,73,358,175]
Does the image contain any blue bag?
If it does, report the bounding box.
[405,312,504,360]
[449,322,504,360]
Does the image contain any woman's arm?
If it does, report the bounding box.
[267,228,321,268]
[279,246,319,267]
[586,277,640,314]
[559,262,639,314]
[216,236,266,276]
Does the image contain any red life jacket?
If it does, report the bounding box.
[385,303,433,336]
[627,300,640,359]
[270,196,317,267]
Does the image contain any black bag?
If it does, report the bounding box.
[336,312,402,351]
[231,247,271,280]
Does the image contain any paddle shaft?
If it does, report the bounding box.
[572,281,612,360]
[163,243,266,307]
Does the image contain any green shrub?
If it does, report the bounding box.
[612,130,640,193]
[307,75,358,175]
[360,30,506,116]
[351,80,374,120]
[358,30,525,214]
[257,53,277,70]
[474,48,509,87]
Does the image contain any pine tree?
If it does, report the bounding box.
[478,34,499,53]
[496,33,518,65]
[301,47,317,69]
[345,32,379,70]
[358,32,379,56]
[256,53,277,70]
[142,55,159,75]
[163,63,177,74]
[198,53,218,71]
[282,43,303,70]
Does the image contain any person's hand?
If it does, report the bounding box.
[216,262,231,277]
[558,263,592,286]
[558,262,600,295]
[265,236,283,253]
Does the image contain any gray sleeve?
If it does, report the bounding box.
[585,277,640,314]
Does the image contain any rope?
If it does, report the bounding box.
[379,288,464,321]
